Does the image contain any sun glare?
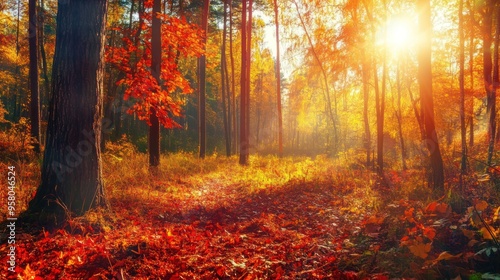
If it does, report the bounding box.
[383,17,415,51]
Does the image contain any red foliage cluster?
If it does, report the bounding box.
[106,6,204,128]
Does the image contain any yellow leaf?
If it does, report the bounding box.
[493,206,500,222]
[409,241,431,259]
[475,200,488,211]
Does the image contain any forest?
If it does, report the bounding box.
[0,0,500,279]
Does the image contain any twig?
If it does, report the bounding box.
[473,204,500,248]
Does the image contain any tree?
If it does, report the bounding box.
[150,0,161,167]
[292,0,337,154]
[198,0,210,159]
[417,0,444,194]
[106,0,204,156]
[28,0,108,217]
[28,0,40,154]
[239,0,250,165]
[459,0,466,173]
[274,0,283,157]
[221,0,231,157]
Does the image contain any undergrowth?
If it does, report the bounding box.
[0,139,499,279]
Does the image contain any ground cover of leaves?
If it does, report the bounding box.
[0,153,499,279]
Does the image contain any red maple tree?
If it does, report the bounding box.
[107,1,204,128]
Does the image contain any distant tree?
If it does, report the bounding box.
[459,0,466,173]
[221,0,231,157]
[417,0,444,194]
[239,0,251,165]
[274,0,283,157]
[106,0,204,159]
[150,0,161,167]
[28,0,108,217]
[28,0,40,154]
[229,0,237,155]
[198,0,210,159]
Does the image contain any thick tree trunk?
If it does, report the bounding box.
[149,0,161,167]
[29,0,41,154]
[28,0,108,217]
[417,0,445,194]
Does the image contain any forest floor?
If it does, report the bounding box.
[1,146,500,279]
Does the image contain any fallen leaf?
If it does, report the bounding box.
[480,227,495,240]
[409,241,431,259]
[475,200,488,212]
[433,251,462,262]
[423,227,436,240]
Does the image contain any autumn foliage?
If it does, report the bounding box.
[106,0,204,128]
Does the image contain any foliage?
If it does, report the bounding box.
[106,0,204,128]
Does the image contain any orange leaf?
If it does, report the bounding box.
[408,241,431,259]
[475,200,488,212]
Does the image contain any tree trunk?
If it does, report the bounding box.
[29,0,41,154]
[239,0,249,165]
[459,0,467,173]
[229,0,237,155]
[39,0,51,121]
[28,0,108,218]
[488,3,500,165]
[375,50,386,175]
[221,0,230,156]
[468,0,475,148]
[396,60,407,170]
[362,57,371,167]
[149,0,161,167]
[246,0,252,154]
[273,0,283,157]
[417,0,445,194]
[198,0,210,159]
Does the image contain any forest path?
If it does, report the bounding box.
[108,172,376,279]
[3,165,394,279]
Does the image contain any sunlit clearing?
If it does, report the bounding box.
[382,17,415,51]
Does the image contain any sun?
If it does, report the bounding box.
[383,16,415,51]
